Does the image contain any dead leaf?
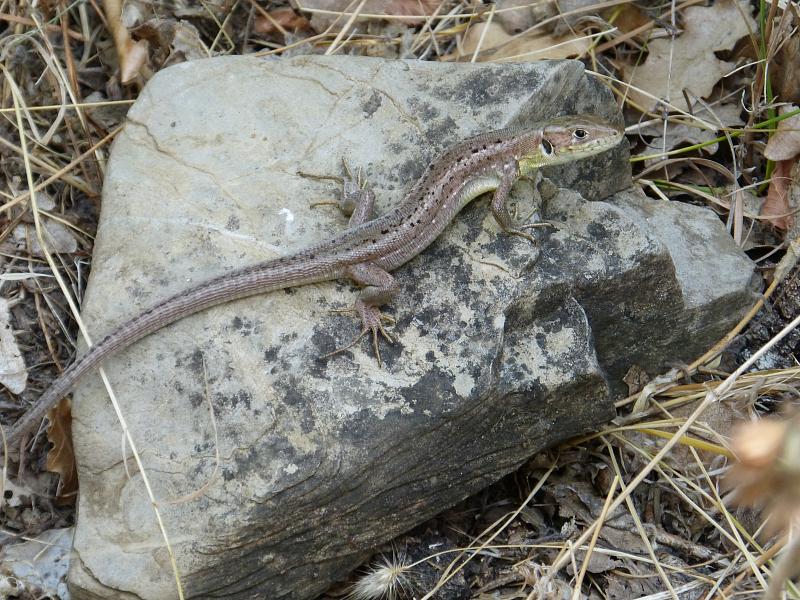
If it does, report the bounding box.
[623,364,649,396]
[610,3,650,35]
[762,106,800,230]
[447,21,590,62]
[254,7,311,35]
[636,104,744,157]
[130,19,207,70]
[494,0,545,35]
[294,0,440,33]
[549,481,644,552]
[0,297,26,394]
[119,38,149,83]
[762,158,797,230]
[13,220,78,256]
[624,0,756,112]
[764,106,800,161]
[103,0,149,83]
[46,398,78,505]
[168,21,209,63]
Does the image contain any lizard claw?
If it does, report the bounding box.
[504,228,538,244]
[504,220,555,243]
[520,220,554,230]
[322,303,395,367]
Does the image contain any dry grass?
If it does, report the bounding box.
[0,0,798,598]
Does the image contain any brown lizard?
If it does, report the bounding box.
[5,114,623,454]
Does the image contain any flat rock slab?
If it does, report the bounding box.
[67,56,757,599]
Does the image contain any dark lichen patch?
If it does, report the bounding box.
[379,334,403,366]
[500,349,534,381]
[422,115,459,148]
[393,157,427,185]
[226,214,240,231]
[445,69,542,109]
[188,349,205,376]
[412,308,437,335]
[272,376,303,405]
[480,230,518,259]
[232,316,260,336]
[310,328,339,354]
[387,142,404,156]
[339,407,380,443]
[192,440,214,455]
[407,96,439,121]
[399,368,454,411]
[587,221,611,241]
[188,391,205,409]
[263,346,279,363]
[361,90,382,117]
[231,445,261,475]
[452,196,491,238]
[216,389,252,411]
[539,318,565,337]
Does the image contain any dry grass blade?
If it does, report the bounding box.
[549,311,800,583]
[2,44,186,600]
[1,0,797,598]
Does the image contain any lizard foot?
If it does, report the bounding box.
[504,220,555,243]
[301,159,369,216]
[323,303,395,367]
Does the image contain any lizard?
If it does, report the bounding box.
[4,114,623,455]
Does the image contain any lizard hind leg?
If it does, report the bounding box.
[323,263,399,367]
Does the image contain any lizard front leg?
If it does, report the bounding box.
[325,262,399,366]
[304,160,376,227]
[490,161,549,243]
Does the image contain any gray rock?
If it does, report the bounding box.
[66,55,756,599]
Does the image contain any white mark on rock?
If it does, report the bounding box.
[280,208,295,234]
[453,371,476,397]
[284,463,299,475]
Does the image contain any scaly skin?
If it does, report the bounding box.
[5,114,623,454]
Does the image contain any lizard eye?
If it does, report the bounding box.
[573,128,588,140]
[540,139,553,155]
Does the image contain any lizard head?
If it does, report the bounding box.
[518,114,624,176]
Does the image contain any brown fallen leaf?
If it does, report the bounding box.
[103,0,149,83]
[446,21,590,62]
[46,398,78,505]
[624,0,756,112]
[622,364,649,396]
[761,159,797,230]
[764,106,800,162]
[254,7,311,35]
[130,18,208,70]
[762,110,800,231]
[609,3,650,35]
[294,0,440,33]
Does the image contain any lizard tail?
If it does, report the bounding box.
[4,258,341,454]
